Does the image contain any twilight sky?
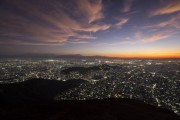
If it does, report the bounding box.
[0,0,180,58]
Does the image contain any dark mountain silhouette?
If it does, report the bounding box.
[0,78,179,120]
[0,78,88,103]
[61,64,110,75]
[0,99,179,120]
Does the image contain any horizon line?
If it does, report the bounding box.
[0,53,180,59]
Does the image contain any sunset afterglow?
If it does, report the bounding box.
[0,0,180,58]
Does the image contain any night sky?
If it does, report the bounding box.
[0,0,180,58]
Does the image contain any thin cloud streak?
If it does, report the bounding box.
[75,24,111,32]
[134,31,172,43]
[76,0,104,23]
[142,31,171,43]
[66,41,88,44]
[150,0,180,16]
[121,0,134,13]
[115,18,129,28]
[158,14,180,29]
[137,14,180,33]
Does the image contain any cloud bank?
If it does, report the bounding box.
[0,0,111,46]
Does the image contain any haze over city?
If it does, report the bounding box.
[0,0,180,58]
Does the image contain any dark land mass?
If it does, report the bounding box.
[0,99,179,120]
[0,78,88,103]
[0,78,179,120]
[0,54,180,60]
[0,54,107,59]
[61,64,110,75]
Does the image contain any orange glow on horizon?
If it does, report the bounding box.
[105,53,180,58]
[82,52,180,58]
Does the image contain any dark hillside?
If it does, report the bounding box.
[0,99,179,120]
[0,78,87,103]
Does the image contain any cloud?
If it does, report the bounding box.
[138,14,180,32]
[133,31,172,43]
[142,31,171,42]
[115,18,129,28]
[75,0,104,23]
[66,41,88,44]
[158,14,180,29]
[0,0,110,46]
[121,0,134,13]
[150,0,180,16]
[134,31,142,39]
[72,33,96,39]
[76,24,111,32]
[0,38,65,46]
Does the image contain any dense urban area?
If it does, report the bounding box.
[0,58,179,116]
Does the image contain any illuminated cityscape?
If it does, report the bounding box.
[0,0,180,119]
[0,58,179,115]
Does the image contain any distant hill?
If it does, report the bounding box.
[0,54,108,59]
[1,54,179,59]
[0,78,88,103]
[61,64,110,75]
[0,98,179,120]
